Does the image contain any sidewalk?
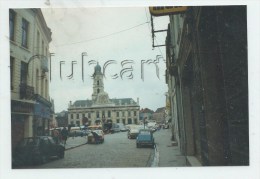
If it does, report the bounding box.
[153,129,186,167]
[63,136,88,150]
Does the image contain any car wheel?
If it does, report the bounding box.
[40,155,47,164]
[58,150,65,159]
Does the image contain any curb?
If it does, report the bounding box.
[150,144,159,167]
[65,143,87,151]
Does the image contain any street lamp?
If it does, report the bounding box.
[27,54,49,82]
[26,54,50,137]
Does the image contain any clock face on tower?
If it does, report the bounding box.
[100,95,106,103]
[96,92,110,104]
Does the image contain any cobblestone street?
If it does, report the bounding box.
[32,132,154,168]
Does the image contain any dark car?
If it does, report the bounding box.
[110,125,121,133]
[136,129,155,148]
[12,136,65,167]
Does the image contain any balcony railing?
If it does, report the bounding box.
[34,94,52,107]
[20,83,35,100]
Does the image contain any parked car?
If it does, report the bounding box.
[12,136,65,167]
[163,124,169,129]
[117,123,128,132]
[136,129,155,148]
[127,125,143,139]
[69,127,85,137]
[110,124,121,133]
[88,130,104,144]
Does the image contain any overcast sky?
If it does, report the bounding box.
[41,7,170,113]
[1,1,259,179]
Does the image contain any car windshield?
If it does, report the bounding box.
[138,134,152,140]
[18,138,40,147]
[93,130,103,135]
[139,130,151,135]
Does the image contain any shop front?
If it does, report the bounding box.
[34,102,51,136]
[11,100,34,150]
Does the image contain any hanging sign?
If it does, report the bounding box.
[149,6,188,16]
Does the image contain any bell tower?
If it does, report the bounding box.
[92,63,104,101]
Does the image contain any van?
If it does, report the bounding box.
[69,127,83,137]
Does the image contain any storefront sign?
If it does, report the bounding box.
[11,100,34,114]
[149,6,188,16]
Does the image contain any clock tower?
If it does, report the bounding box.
[92,63,104,101]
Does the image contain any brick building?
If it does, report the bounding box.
[155,6,248,166]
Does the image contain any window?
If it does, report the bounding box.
[9,10,16,41]
[21,18,29,48]
[96,111,99,118]
[88,113,91,118]
[20,61,27,84]
[76,114,79,119]
[134,118,137,124]
[116,119,120,123]
[42,40,44,55]
[116,112,119,117]
[102,111,105,118]
[134,111,137,116]
[36,31,40,54]
[45,79,48,98]
[36,69,39,94]
[108,111,111,118]
[128,111,131,116]
[122,111,125,117]
[97,88,100,94]
[41,74,44,96]
[97,80,99,85]
[76,121,80,126]
[10,57,14,90]
[42,137,49,145]
[122,119,126,125]
[71,114,73,119]
[82,113,85,118]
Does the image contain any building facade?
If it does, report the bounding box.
[152,107,165,124]
[55,111,68,128]
[160,6,248,166]
[139,108,154,123]
[10,9,52,149]
[68,63,140,126]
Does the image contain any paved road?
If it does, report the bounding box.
[33,132,154,168]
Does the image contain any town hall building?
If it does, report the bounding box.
[68,63,140,126]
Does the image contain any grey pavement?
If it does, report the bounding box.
[62,129,187,167]
[63,136,88,150]
[153,128,187,167]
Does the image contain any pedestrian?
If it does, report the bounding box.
[61,127,69,144]
[53,129,60,144]
[91,131,100,144]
